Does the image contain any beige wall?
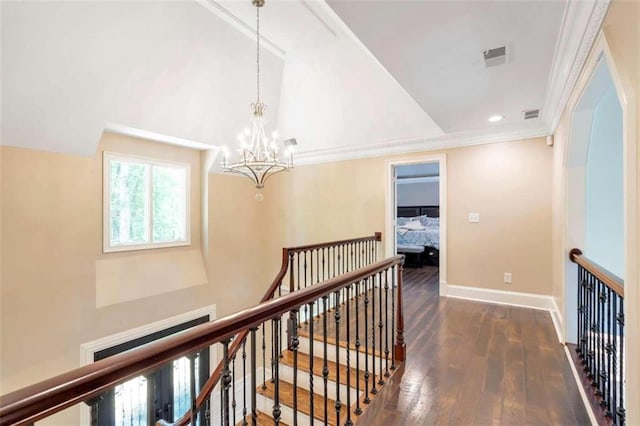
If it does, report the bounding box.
[0,133,263,423]
[264,137,553,295]
[551,0,639,422]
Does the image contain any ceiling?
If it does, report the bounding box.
[1,0,609,163]
[327,0,566,134]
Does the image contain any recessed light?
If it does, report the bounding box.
[488,115,503,123]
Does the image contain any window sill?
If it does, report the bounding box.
[103,240,191,254]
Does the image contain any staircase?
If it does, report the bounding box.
[248,290,397,425]
[0,234,405,426]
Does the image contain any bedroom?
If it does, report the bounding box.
[395,162,440,269]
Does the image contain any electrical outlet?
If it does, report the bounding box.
[468,212,480,223]
[504,272,512,284]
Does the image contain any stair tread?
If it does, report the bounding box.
[257,380,348,425]
[298,326,386,359]
[280,349,365,387]
[237,410,288,426]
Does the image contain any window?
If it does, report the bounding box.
[104,152,190,252]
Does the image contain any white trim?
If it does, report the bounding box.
[563,346,599,426]
[103,151,192,253]
[443,283,556,311]
[297,125,547,166]
[550,296,565,343]
[440,281,565,344]
[385,154,447,286]
[544,0,611,133]
[79,304,217,425]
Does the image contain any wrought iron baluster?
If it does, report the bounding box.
[251,328,258,426]
[391,265,397,370]
[363,276,371,404]
[617,295,625,424]
[308,301,315,426]
[354,279,362,415]
[232,353,237,426]
[377,271,385,386]
[242,339,248,426]
[322,295,329,426]
[384,269,390,377]
[304,250,313,322]
[371,272,378,396]
[612,293,618,425]
[605,287,613,418]
[222,341,231,426]
[290,309,300,426]
[334,291,342,426]
[261,324,267,390]
[297,252,301,328]
[345,283,353,426]
[272,317,282,425]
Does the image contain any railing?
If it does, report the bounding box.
[569,248,625,425]
[0,233,391,425]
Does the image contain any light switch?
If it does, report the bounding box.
[468,212,480,223]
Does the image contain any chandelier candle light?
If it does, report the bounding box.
[221,0,296,198]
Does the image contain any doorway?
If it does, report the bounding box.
[385,154,447,294]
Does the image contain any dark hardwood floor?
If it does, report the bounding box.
[353,266,591,425]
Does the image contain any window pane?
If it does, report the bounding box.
[152,165,187,243]
[173,354,201,425]
[114,375,148,426]
[110,160,149,246]
[173,356,191,421]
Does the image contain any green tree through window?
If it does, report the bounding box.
[105,153,189,251]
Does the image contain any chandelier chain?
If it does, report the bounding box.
[256,5,260,104]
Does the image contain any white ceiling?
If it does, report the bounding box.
[326,0,566,134]
[1,0,608,163]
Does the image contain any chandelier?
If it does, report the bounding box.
[221,0,295,193]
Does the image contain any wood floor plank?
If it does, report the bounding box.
[353,266,590,425]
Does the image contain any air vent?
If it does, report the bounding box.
[483,46,506,67]
[523,109,540,120]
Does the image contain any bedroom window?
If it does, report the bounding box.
[103,152,190,253]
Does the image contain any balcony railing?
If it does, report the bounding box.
[569,248,625,425]
[0,233,405,426]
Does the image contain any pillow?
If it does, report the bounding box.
[401,220,426,230]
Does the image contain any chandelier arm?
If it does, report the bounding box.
[232,164,263,189]
[257,165,285,187]
[225,168,260,187]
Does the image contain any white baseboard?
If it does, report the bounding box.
[563,346,598,426]
[441,282,564,343]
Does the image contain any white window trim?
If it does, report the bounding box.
[103,151,191,253]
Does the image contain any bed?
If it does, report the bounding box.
[396,205,440,266]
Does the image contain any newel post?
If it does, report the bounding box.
[394,260,406,362]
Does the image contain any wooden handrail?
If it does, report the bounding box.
[172,233,382,426]
[569,248,624,297]
[0,234,385,426]
[284,232,382,253]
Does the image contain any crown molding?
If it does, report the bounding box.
[542,0,611,133]
[295,125,549,166]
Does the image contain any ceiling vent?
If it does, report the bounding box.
[523,109,540,120]
[483,46,506,67]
